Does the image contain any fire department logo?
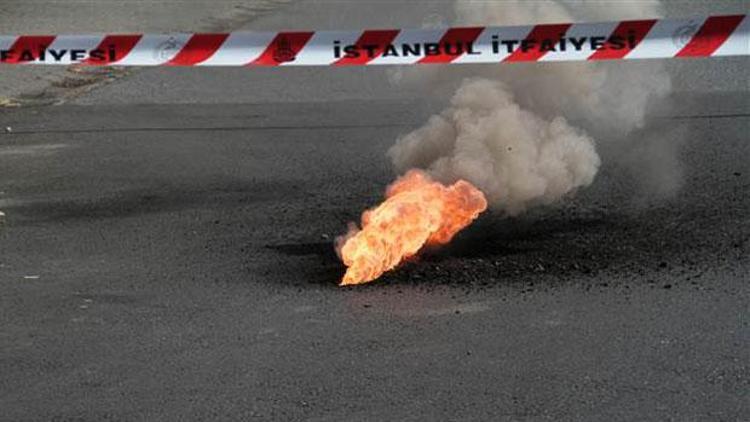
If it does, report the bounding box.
[672,21,700,49]
[272,36,297,63]
[154,37,183,60]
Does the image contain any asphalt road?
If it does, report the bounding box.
[1,1,749,421]
[0,0,292,101]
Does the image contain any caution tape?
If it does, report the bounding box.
[0,15,746,67]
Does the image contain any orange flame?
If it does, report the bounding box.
[336,169,488,286]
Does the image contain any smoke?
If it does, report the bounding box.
[389,78,599,215]
[388,0,676,214]
[454,0,664,25]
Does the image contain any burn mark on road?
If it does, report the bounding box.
[260,197,746,289]
[263,241,344,286]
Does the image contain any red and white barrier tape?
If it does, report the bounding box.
[0,15,747,67]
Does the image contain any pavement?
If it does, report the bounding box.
[0,0,293,102]
[0,1,748,421]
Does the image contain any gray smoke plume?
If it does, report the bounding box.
[389,78,600,215]
[388,0,674,214]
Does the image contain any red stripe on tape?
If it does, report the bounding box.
[82,35,143,65]
[334,30,400,66]
[418,27,484,64]
[676,15,745,57]
[167,33,229,66]
[588,19,657,60]
[4,35,56,63]
[504,24,571,62]
[250,32,314,66]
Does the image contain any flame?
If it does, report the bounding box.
[336,169,487,286]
